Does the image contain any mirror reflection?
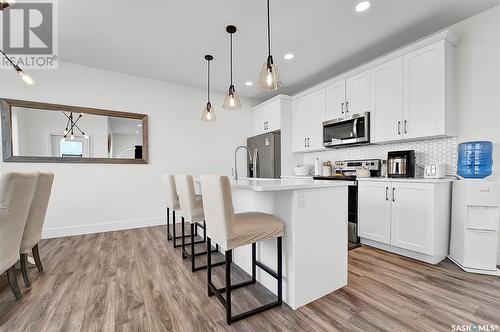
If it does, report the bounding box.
[8,105,146,162]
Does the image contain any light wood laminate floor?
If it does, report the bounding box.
[0,225,499,331]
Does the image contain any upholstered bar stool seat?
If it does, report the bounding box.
[228,212,284,250]
[200,175,284,325]
[175,175,221,272]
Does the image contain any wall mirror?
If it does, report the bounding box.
[1,99,148,164]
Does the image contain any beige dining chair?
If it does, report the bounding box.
[19,172,55,287]
[0,172,38,300]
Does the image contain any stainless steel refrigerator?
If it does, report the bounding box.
[247,130,281,179]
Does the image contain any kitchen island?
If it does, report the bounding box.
[222,178,352,309]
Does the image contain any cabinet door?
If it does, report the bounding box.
[253,107,266,135]
[325,79,346,120]
[264,100,281,133]
[346,70,370,115]
[390,183,434,254]
[358,181,392,244]
[307,88,326,150]
[403,41,445,139]
[370,58,404,143]
[292,96,308,152]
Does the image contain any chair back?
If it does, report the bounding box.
[199,175,234,248]
[0,172,37,273]
[175,175,199,221]
[162,174,179,209]
[20,172,55,254]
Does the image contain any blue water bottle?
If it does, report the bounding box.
[457,141,493,178]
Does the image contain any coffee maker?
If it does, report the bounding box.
[387,150,415,178]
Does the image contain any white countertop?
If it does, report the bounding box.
[357,177,455,183]
[231,178,354,191]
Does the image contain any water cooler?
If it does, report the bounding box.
[449,141,499,275]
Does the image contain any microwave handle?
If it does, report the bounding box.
[353,118,358,138]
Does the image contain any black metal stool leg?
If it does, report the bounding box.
[277,236,283,304]
[252,243,256,283]
[207,237,213,296]
[191,223,196,271]
[225,249,232,325]
[181,217,186,258]
[166,207,171,241]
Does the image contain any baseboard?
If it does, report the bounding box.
[42,217,165,239]
[360,238,445,265]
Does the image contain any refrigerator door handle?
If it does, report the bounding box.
[253,148,258,178]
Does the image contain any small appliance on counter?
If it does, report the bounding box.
[449,180,500,275]
[424,164,447,179]
[387,150,415,178]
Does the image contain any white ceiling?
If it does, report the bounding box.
[59,0,500,102]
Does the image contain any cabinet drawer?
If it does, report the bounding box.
[466,206,499,231]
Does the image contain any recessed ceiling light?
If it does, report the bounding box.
[245,81,253,86]
[135,130,140,134]
[284,53,294,60]
[137,123,142,127]
[355,1,370,12]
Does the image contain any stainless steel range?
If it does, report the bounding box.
[314,159,381,245]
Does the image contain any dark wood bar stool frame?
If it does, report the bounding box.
[207,236,283,325]
[181,217,223,272]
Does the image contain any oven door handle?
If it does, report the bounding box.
[352,118,358,138]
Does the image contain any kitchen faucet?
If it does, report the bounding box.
[233,145,256,180]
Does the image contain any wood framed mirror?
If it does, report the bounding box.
[1,99,148,164]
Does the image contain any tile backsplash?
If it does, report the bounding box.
[302,137,459,176]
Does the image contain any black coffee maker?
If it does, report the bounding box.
[387,150,415,178]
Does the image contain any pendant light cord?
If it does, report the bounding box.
[207,59,210,102]
[230,33,233,85]
[267,0,271,57]
[0,49,17,68]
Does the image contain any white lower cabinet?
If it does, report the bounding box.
[358,180,452,264]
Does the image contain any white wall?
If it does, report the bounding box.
[0,62,254,237]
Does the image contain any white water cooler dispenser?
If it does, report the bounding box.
[449,180,500,275]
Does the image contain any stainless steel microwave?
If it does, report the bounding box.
[322,112,370,147]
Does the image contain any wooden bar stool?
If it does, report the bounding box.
[200,175,284,325]
[175,175,222,272]
[162,174,191,248]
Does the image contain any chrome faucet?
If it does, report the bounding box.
[233,145,254,181]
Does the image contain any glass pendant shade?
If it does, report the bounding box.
[257,56,282,91]
[223,85,241,110]
[201,102,216,121]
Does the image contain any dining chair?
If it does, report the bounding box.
[19,172,55,287]
[0,172,38,300]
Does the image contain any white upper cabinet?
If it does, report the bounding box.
[307,89,326,150]
[292,96,308,152]
[403,41,449,139]
[254,99,281,135]
[325,79,346,120]
[345,70,370,116]
[370,58,404,143]
[292,89,326,152]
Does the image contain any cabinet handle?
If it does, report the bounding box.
[392,188,395,202]
[304,138,307,148]
[307,138,310,147]
[341,102,344,114]
[404,120,407,134]
[397,121,401,135]
[345,101,349,113]
[385,187,389,201]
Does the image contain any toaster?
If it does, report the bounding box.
[424,164,447,179]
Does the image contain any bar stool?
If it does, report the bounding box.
[175,175,222,272]
[162,174,190,248]
[200,175,284,325]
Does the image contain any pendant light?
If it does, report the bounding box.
[0,49,35,85]
[201,55,216,121]
[257,0,282,91]
[223,25,241,110]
